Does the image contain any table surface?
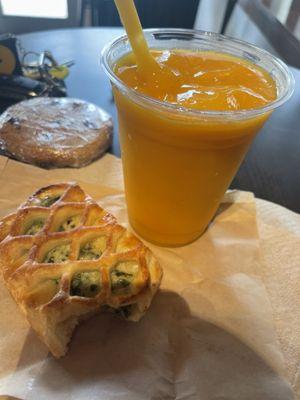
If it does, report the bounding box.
[8,27,300,213]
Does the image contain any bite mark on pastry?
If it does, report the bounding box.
[0,183,163,358]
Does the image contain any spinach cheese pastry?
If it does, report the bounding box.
[0,183,163,358]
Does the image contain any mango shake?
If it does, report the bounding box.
[102,7,294,246]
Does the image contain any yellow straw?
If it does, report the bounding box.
[114,0,159,77]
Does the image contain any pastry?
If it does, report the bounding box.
[0,98,113,168]
[0,183,163,358]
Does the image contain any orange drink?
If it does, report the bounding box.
[102,30,294,246]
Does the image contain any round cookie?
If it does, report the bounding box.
[0,97,113,168]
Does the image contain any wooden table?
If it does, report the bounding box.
[5,27,300,213]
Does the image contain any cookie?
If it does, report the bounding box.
[0,97,113,168]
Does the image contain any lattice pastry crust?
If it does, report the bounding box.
[0,183,163,358]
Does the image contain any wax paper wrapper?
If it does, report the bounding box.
[0,154,297,400]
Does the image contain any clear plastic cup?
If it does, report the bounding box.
[102,29,294,247]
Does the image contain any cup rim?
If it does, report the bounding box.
[101,28,295,119]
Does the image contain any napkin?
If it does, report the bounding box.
[0,154,297,400]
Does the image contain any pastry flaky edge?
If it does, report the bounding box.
[0,182,163,358]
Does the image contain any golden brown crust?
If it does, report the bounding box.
[0,183,163,357]
[0,98,113,168]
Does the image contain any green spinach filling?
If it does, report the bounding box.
[43,243,71,263]
[25,219,44,235]
[58,215,82,232]
[78,237,106,260]
[40,195,61,207]
[110,269,134,292]
[70,271,101,297]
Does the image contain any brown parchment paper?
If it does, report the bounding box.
[0,154,296,400]
[256,199,300,398]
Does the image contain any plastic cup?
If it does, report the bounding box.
[102,29,294,247]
